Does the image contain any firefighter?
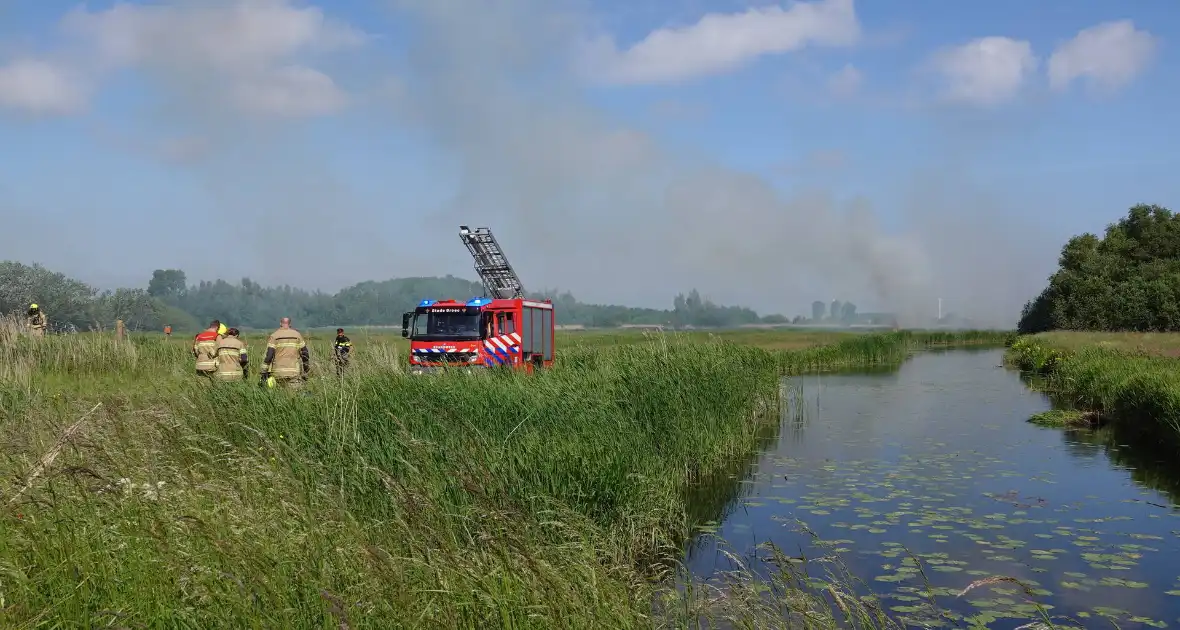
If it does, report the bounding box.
[26,304,47,337]
[332,328,352,376]
[193,320,221,378]
[260,317,309,389]
[214,327,249,382]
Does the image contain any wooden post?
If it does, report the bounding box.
[116,319,125,341]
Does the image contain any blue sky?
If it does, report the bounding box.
[0,0,1175,324]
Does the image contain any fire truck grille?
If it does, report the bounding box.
[413,351,476,364]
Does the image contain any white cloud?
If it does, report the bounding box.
[928,36,1037,106]
[0,58,87,115]
[0,0,363,117]
[59,0,364,73]
[580,0,861,85]
[227,65,348,117]
[827,63,861,98]
[1048,20,1157,94]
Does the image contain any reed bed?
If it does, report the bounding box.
[1006,333,1180,443]
[0,322,1011,628]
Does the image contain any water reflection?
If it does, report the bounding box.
[682,412,780,549]
[1017,371,1180,507]
[1063,425,1180,506]
[682,349,1180,629]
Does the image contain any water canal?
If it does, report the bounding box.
[684,348,1180,628]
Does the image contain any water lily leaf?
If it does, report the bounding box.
[1098,577,1148,589]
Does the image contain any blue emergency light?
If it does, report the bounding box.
[466,297,489,307]
[418,299,437,307]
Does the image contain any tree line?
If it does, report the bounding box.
[0,264,829,332]
[1019,204,1180,333]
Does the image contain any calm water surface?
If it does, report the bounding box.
[685,349,1180,629]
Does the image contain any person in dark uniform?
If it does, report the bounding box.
[333,328,352,376]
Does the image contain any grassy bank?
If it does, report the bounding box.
[1018,330,1180,356]
[0,324,1010,628]
[1005,333,1180,443]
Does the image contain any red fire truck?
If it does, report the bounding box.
[401,226,555,374]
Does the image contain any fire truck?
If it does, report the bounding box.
[401,226,555,374]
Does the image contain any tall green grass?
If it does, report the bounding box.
[0,323,1012,628]
[1006,334,1180,443]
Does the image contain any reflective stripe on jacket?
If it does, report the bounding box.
[215,336,248,381]
[193,330,219,372]
[265,328,307,378]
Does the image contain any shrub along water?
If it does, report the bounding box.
[0,325,1010,628]
[1006,335,1180,443]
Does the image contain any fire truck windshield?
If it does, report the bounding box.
[411,311,482,340]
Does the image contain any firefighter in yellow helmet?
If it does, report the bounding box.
[260,317,309,389]
[26,304,47,337]
[214,327,249,382]
[218,322,228,337]
[193,319,221,378]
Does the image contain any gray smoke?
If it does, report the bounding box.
[381,0,1054,325]
[0,0,1061,326]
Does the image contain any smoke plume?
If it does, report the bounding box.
[0,0,1062,326]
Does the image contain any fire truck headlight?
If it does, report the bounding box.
[468,354,479,363]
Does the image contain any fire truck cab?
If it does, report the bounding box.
[400,226,556,374]
[401,297,554,373]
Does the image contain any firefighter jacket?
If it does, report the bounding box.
[263,327,309,379]
[26,310,47,332]
[333,335,352,362]
[193,329,220,372]
[215,335,249,381]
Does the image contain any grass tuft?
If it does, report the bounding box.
[1027,409,1101,428]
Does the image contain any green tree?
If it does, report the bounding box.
[1018,204,1180,333]
[148,269,187,300]
[92,289,167,331]
[1,261,805,333]
[0,261,96,330]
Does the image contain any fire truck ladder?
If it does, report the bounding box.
[459,226,525,300]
